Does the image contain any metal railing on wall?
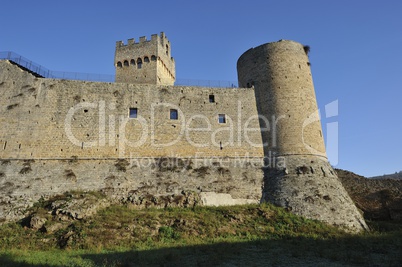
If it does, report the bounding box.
[175,79,238,88]
[0,51,114,82]
[0,51,238,88]
[0,51,53,78]
[50,70,114,82]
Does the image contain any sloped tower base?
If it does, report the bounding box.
[263,155,368,232]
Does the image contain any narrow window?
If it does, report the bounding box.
[209,94,215,103]
[130,59,135,65]
[218,114,226,124]
[117,61,122,68]
[124,60,129,67]
[144,57,150,63]
[137,58,142,69]
[170,109,178,120]
[129,108,138,118]
[151,55,157,61]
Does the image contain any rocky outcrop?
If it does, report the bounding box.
[121,190,201,209]
[22,192,110,232]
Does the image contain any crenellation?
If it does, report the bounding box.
[160,32,166,46]
[116,33,169,48]
[127,38,135,46]
[116,41,124,48]
[151,34,158,42]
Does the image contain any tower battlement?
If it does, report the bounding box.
[114,32,175,85]
[116,32,171,49]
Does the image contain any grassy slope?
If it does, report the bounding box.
[0,203,401,266]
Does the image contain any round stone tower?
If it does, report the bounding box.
[237,40,368,232]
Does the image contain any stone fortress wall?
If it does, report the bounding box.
[0,33,368,232]
[0,60,265,223]
[0,61,263,159]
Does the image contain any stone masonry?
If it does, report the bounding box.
[237,40,368,232]
[0,34,368,232]
[115,32,175,85]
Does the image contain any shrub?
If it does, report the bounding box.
[303,45,310,55]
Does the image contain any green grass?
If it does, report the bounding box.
[0,203,401,266]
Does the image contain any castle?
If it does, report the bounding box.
[0,32,367,232]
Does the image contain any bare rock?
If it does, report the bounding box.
[29,214,47,229]
[50,193,110,220]
[43,222,65,234]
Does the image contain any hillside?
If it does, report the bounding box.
[336,169,402,221]
[370,171,402,180]
[0,169,401,266]
[0,200,401,266]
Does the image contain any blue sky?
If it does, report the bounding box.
[1,0,401,177]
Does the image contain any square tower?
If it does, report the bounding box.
[114,32,175,85]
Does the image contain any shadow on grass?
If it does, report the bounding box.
[0,231,401,267]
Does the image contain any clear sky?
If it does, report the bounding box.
[1,0,401,177]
